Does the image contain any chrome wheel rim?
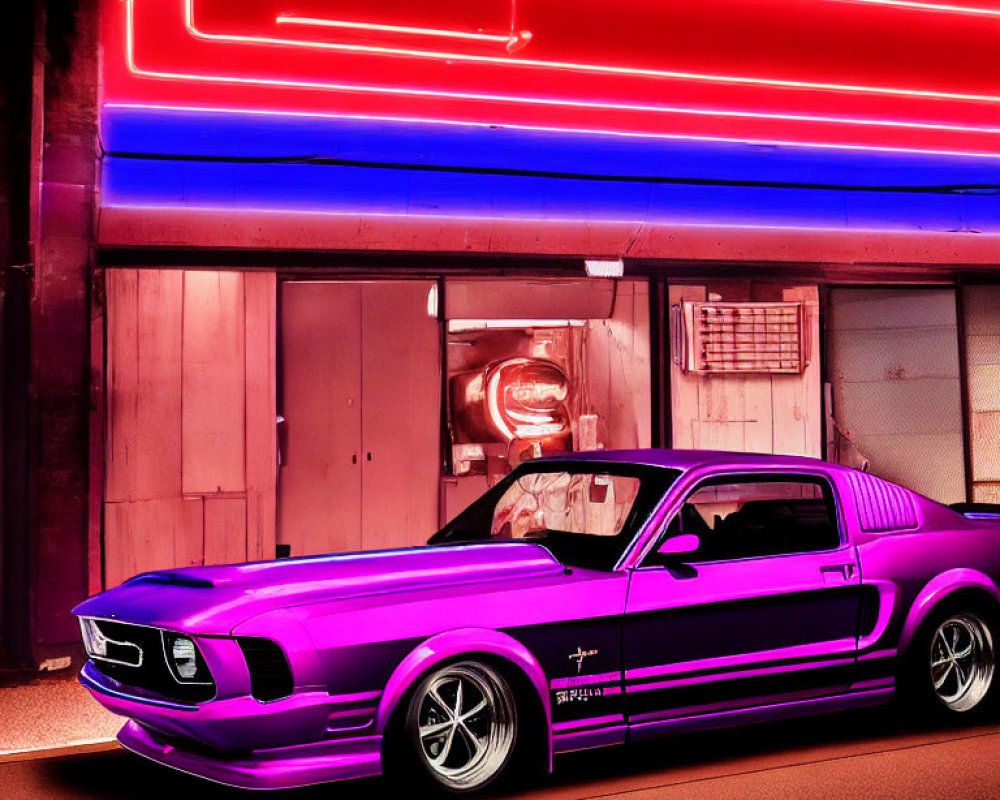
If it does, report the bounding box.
[929,612,995,712]
[413,662,516,790]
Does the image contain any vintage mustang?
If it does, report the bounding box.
[74,449,1000,792]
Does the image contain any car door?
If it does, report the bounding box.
[623,471,861,729]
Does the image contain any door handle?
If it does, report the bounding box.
[820,563,855,580]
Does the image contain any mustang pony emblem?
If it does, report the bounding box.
[568,647,598,674]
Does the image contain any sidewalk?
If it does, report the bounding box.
[0,671,121,759]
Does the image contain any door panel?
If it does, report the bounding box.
[279,283,363,557]
[360,282,441,550]
[624,547,861,721]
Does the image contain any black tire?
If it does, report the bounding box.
[902,601,999,721]
[389,660,521,794]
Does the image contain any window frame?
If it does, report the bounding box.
[430,460,681,571]
[642,471,846,567]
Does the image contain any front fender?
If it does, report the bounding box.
[374,628,553,770]
[899,569,1000,655]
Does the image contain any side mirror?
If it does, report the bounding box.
[657,533,700,558]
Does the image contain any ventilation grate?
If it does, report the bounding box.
[846,471,919,532]
[678,301,806,374]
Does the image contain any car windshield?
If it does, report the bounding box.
[430,462,679,570]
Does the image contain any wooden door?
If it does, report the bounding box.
[278,283,363,557]
[278,281,441,557]
[360,282,441,550]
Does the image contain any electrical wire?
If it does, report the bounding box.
[106,150,1000,195]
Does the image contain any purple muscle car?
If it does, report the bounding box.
[74,450,1000,792]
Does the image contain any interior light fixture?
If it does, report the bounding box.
[585,259,624,277]
[448,319,587,332]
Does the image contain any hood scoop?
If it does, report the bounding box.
[128,542,562,594]
[74,543,564,635]
[125,572,215,588]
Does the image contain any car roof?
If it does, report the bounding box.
[537,448,843,474]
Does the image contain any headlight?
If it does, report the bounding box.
[171,637,198,679]
[80,618,107,657]
[162,632,211,684]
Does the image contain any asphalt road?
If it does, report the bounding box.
[8,707,1000,800]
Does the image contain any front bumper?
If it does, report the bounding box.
[80,661,383,789]
[118,720,382,790]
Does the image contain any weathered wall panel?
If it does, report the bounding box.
[360,281,441,551]
[182,271,246,494]
[104,269,276,587]
[245,272,277,562]
[669,284,821,457]
[829,287,965,503]
[204,497,248,566]
[584,280,652,451]
[963,286,1000,503]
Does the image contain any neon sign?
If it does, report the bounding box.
[106,0,1000,155]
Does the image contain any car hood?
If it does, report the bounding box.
[72,543,564,635]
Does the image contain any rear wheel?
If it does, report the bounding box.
[401,660,518,793]
[906,605,998,718]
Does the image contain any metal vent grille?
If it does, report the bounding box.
[846,471,919,532]
[678,301,806,374]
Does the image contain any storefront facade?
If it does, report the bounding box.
[4,0,1000,666]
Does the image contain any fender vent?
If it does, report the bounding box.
[237,637,293,702]
[846,471,918,533]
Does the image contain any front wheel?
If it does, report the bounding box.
[907,607,998,718]
[401,660,518,793]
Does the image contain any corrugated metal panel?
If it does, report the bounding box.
[828,288,966,504]
[846,471,919,533]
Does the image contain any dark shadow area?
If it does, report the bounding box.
[32,706,987,800]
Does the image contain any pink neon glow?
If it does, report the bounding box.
[103,202,1000,238]
[169,0,1000,104]
[275,14,531,51]
[104,103,1000,161]
[833,0,1000,16]
[122,5,1000,140]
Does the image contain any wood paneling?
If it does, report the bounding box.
[106,270,185,504]
[361,281,441,551]
[180,497,205,569]
[106,269,140,502]
[136,271,184,499]
[669,285,706,450]
[278,283,363,557]
[245,273,277,562]
[182,272,246,494]
[669,284,821,458]
[104,499,186,587]
[204,497,248,566]
[964,287,1000,496]
[278,281,441,556]
[446,279,615,320]
[584,280,652,451]
[104,269,277,586]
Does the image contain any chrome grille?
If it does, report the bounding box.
[81,619,216,703]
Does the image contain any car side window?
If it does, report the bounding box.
[651,475,841,564]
